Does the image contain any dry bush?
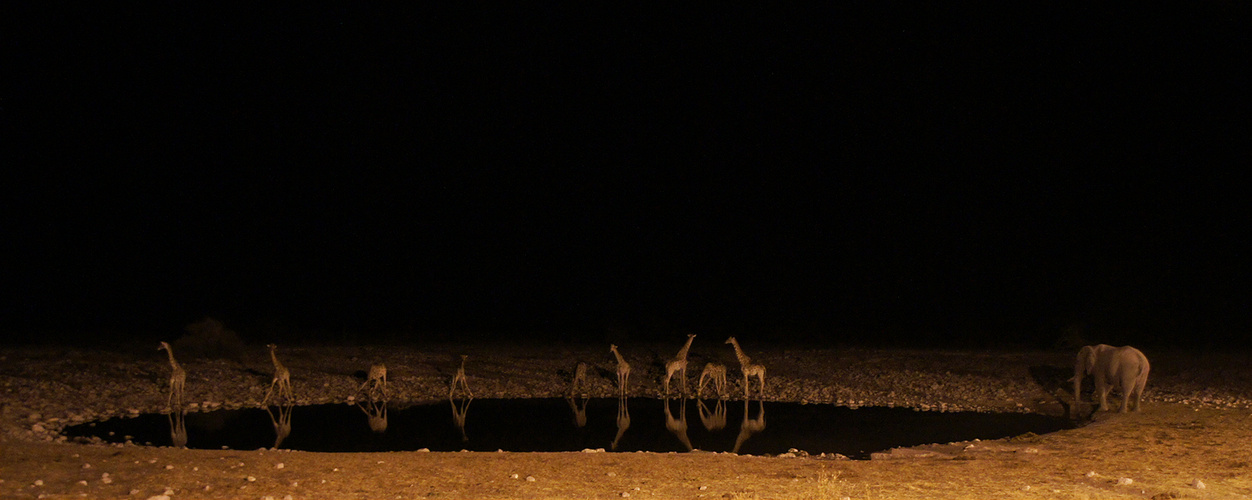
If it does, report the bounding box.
[174,317,246,360]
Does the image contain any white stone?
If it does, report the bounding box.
[1192,478,1206,489]
[1116,477,1133,486]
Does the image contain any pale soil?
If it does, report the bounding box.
[1,341,1249,499]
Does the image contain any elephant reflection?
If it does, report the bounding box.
[566,396,589,428]
[664,398,693,451]
[166,409,187,448]
[611,397,630,451]
[697,398,727,431]
[358,399,388,433]
[732,399,766,454]
[450,396,472,442]
[266,403,294,449]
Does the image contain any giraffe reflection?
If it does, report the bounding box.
[565,396,589,428]
[166,408,187,448]
[664,398,693,451]
[697,398,727,431]
[450,396,472,442]
[611,397,630,451]
[358,400,388,433]
[732,399,766,454]
[266,403,294,448]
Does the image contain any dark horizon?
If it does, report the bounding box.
[4,4,1247,349]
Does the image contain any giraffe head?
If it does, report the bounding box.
[159,341,171,351]
[725,337,736,345]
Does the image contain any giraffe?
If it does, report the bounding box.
[450,396,472,442]
[565,395,589,428]
[450,354,473,398]
[611,396,631,451]
[664,334,697,396]
[358,400,388,433]
[568,361,589,397]
[725,337,766,398]
[266,403,294,448]
[609,344,631,397]
[697,398,727,431]
[263,343,293,405]
[358,363,388,401]
[697,362,728,399]
[158,341,186,409]
[732,398,767,454]
[167,409,187,448]
[663,397,693,451]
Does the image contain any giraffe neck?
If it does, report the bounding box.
[164,347,181,370]
[675,336,695,360]
[270,349,284,370]
[612,348,625,364]
[730,340,752,366]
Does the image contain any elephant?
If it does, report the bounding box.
[1072,344,1150,414]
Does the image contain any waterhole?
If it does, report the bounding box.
[62,398,1071,459]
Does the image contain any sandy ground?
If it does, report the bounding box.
[1,340,1249,499]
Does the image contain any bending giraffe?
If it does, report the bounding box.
[664,334,697,396]
[450,355,473,398]
[158,341,186,409]
[725,337,766,398]
[358,363,388,401]
[263,343,293,405]
[698,362,728,399]
[568,361,589,397]
[609,344,631,397]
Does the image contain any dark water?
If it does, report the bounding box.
[62,398,1072,459]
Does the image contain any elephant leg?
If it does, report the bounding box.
[1095,379,1110,411]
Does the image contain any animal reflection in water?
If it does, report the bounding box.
[611,397,630,451]
[697,398,727,431]
[266,403,294,448]
[450,396,472,442]
[358,400,388,433]
[664,398,693,451]
[732,399,766,454]
[166,409,187,448]
[566,396,589,428]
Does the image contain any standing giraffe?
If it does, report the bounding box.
[263,343,293,405]
[158,341,186,409]
[450,354,473,398]
[609,344,631,397]
[725,337,766,398]
[664,334,697,396]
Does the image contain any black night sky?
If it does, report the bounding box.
[4,4,1248,349]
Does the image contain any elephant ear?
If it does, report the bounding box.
[1077,345,1097,375]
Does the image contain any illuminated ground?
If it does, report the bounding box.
[1,342,1249,499]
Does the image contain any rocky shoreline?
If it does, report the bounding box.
[4,343,1249,446]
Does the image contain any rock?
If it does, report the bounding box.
[1116,477,1133,486]
[1192,478,1206,489]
